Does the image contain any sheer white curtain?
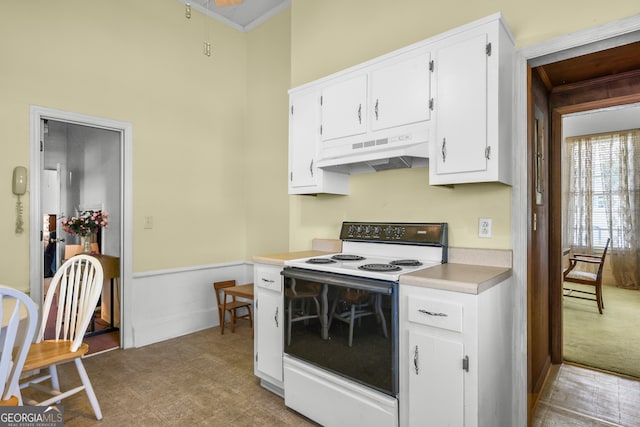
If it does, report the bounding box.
[563,129,640,289]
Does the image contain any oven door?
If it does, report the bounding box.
[281,267,398,396]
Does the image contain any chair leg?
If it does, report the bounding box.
[74,358,103,420]
[596,285,604,314]
[348,304,356,348]
[49,365,60,394]
[375,295,388,338]
[287,300,293,346]
[231,309,236,333]
[218,308,224,335]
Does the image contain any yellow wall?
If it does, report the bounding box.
[245,9,291,257]
[0,0,256,290]
[287,0,640,250]
[1,0,638,290]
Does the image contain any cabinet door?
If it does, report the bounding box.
[407,329,464,426]
[289,90,320,189]
[370,52,431,132]
[434,32,488,175]
[256,287,284,382]
[321,74,368,141]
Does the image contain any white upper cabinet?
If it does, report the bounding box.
[288,13,513,193]
[429,15,514,185]
[288,88,349,195]
[321,74,368,142]
[370,52,431,132]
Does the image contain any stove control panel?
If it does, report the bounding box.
[340,222,448,247]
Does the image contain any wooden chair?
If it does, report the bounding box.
[0,286,38,406]
[20,254,104,419]
[328,289,388,347]
[214,280,252,335]
[285,279,322,346]
[563,238,610,314]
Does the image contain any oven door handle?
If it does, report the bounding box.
[282,267,394,294]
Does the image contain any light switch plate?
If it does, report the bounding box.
[144,216,153,229]
[479,218,492,238]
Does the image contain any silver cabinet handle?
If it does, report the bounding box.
[418,309,448,317]
[310,159,314,177]
[485,146,491,160]
[413,345,419,375]
[441,138,447,162]
[375,99,379,120]
[261,278,274,283]
[357,104,362,124]
[274,306,279,328]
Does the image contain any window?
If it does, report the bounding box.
[565,129,640,251]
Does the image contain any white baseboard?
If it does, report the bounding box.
[126,261,253,348]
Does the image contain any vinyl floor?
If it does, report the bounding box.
[20,325,315,426]
[532,363,640,427]
[20,322,640,426]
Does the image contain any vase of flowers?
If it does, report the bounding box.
[61,210,109,254]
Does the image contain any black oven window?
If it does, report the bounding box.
[284,276,396,395]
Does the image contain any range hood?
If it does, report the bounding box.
[316,130,429,175]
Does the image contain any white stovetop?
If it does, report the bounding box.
[284,242,445,281]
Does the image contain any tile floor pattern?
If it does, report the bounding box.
[532,364,640,427]
[20,326,316,427]
[20,324,640,426]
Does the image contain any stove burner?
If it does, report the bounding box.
[390,259,423,267]
[331,254,366,261]
[358,263,402,272]
[306,258,337,264]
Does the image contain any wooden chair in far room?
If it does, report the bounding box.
[286,279,322,346]
[214,280,252,335]
[563,238,610,314]
[20,254,104,419]
[0,286,38,406]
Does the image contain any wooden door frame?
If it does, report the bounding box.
[514,14,640,426]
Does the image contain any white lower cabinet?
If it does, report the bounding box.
[253,263,284,395]
[399,279,513,427]
[407,330,464,426]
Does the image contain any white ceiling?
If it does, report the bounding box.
[179,0,290,32]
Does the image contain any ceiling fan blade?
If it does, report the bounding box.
[214,0,243,6]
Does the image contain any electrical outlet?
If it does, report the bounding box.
[479,218,492,238]
[144,216,153,229]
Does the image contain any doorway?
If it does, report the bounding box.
[521,19,640,424]
[29,106,134,350]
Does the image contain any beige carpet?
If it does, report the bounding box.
[563,283,640,378]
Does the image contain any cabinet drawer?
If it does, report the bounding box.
[407,296,463,332]
[255,267,282,292]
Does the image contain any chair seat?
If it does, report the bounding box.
[564,270,597,282]
[222,300,251,311]
[0,396,19,406]
[285,289,320,299]
[23,341,89,372]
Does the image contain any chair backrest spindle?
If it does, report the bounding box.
[39,255,104,352]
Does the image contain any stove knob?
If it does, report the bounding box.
[374,226,381,235]
[395,227,403,237]
[385,226,393,237]
[348,225,356,235]
[365,225,371,235]
[357,225,363,234]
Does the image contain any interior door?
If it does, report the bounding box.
[527,67,551,419]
